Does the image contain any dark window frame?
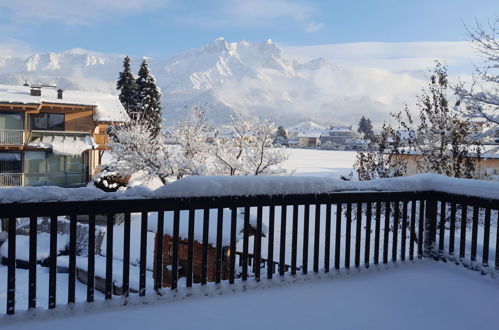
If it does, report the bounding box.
[30,113,65,131]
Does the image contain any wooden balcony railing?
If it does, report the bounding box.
[0,129,24,145]
[0,182,497,316]
[0,173,23,187]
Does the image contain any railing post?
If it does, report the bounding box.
[424,197,438,259]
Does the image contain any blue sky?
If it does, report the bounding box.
[0,0,496,57]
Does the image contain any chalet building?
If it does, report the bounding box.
[0,84,128,187]
[320,126,359,146]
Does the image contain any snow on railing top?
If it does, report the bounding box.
[0,174,498,204]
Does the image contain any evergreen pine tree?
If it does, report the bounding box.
[116,56,137,118]
[357,116,374,140]
[135,59,163,137]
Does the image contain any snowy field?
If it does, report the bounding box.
[282,149,357,178]
[3,262,498,330]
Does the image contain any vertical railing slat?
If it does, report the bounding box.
[201,209,210,285]
[291,204,299,275]
[171,210,180,289]
[449,203,456,257]
[383,202,390,264]
[345,203,352,269]
[438,201,446,257]
[364,203,372,268]
[254,206,263,281]
[68,215,76,305]
[392,202,399,263]
[267,205,275,279]
[278,205,286,276]
[401,201,407,261]
[409,200,416,261]
[418,201,424,259]
[325,203,332,272]
[139,212,148,295]
[87,214,95,303]
[302,204,310,274]
[374,202,381,265]
[215,208,223,284]
[459,205,467,261]
[471,206,479,263]
[355,203,362,268]
[335,203,342,270]
[187,209,196,287]
[105,214,114,299]
[29,216,38,309]
[6,217,16,315]
[122,213,131,297]
[241,207,249,281]
[154,211,164,293]
[482,208,491,268]
[229,207,237,284]
[313,203,321,273]
[48,215,57,309]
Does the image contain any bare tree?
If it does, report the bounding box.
[213,114,288,176]
[107,121,175,185]
[169,106,211,178]
[454,18,499,140]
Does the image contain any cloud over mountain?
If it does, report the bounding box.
[0,38,476,127]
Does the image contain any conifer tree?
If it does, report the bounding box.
[135,59,163,137]
[116,56,137,118]
[357,116,374,140]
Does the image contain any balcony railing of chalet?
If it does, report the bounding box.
[0,176,498,316]
[0,129,24,145]
[0,173,22,187]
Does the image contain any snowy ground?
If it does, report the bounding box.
[2,262,498,330]
[282,149,357,178]
[1,149,497,325]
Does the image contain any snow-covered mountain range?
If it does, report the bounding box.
[0,38,426,126]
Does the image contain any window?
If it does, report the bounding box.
[0,152,22,173]
[0,113,23,130]
[24,151,88,187]
[31,113,65,131]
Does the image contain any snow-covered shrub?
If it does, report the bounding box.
[93,169,128,192]
[213,113,288,176]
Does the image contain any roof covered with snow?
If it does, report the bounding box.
[287,121,326,132]
[0,84,129,123]
[297,131,322,138]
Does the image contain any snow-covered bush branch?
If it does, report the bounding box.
[212,114,288,176]
[107,121,175,185]
[169,107,211,178]
[454,18,499,139]
[105,110,288,186]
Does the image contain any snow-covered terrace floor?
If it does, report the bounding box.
[3,261,498,330]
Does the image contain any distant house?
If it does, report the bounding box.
[296,131,322,148]
[0,84,129,187]
[320,126,359,146]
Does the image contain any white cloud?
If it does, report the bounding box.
[282,41,480,74]
[0,0,168,25]
[0,39,32,57]
[305,21,325,33]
